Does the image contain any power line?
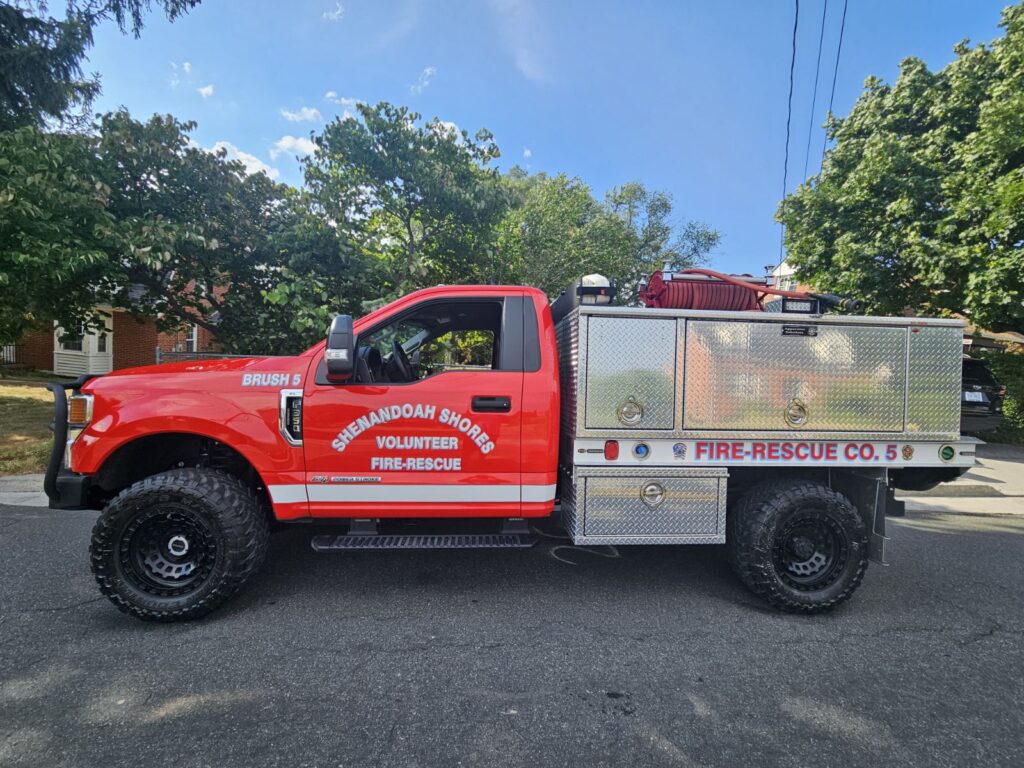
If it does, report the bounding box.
[820,0,848,168]
[803,0,829,180]
[778,0,800,267]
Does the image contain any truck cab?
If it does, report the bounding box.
[298,285,559,520]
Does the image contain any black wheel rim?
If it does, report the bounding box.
[772,509,849,591]
[119,506,218,597]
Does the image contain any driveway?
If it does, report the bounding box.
[1,491,1022,767]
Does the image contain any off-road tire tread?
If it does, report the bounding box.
[728,479,868,614]
[90,469,269,622]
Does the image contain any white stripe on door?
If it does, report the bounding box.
[268,484,556,504]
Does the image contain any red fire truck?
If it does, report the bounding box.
[45,272,974,621]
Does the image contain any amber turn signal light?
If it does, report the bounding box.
[68,394,93,425]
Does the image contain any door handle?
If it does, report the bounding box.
[472,396,511,413]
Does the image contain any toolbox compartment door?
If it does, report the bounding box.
[683,320,908,432]
[583,316,677,431]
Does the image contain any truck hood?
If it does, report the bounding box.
[95,356,271,379]
[80,355,313,395]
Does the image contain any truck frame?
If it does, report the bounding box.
[45,280,974,620]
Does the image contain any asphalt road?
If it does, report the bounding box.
[1,504,1022,768]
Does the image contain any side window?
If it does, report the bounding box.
[353,300,503,385]
[417,330,496,376]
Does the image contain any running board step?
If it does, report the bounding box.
[311,533,536,551]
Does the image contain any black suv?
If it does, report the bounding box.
[961,356,1005,435]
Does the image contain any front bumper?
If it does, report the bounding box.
[49,469,91,510]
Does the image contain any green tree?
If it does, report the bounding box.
[92,110,372,354]
[92,110,281,336]
[495,173,719,300]
[1,109,372,352]
[223,190,377,355]
[0,126,116,343]
[494,173,634,297]
[304,102,508,300]
[0,1,200,130]
[778,3,1024,331]
[605,181,720,300]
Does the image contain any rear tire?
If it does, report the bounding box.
[90,469,269,622]
[728,480,868,613]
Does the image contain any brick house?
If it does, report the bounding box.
[17,309,218,376]
[764,260,815,311]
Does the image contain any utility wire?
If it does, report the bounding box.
[778,0,800,268]
[820,0,848,168]
[802,0,829,180]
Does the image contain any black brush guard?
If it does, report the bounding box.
[44,375,94,510]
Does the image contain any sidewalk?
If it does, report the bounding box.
[896,441,1024,515]
[0,473,46,507]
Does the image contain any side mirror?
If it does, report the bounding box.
[325,315,355,380]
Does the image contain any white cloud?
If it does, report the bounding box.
[270,135,317,160]
[325,92,362,119]
[170,61,195,89]
[409,66,436,95]
[323,2,344,21]
[281,106,323,123]
[486,0,547,81]
[209,141,280,180]
[197,84,214,98]
[523,147,532,159]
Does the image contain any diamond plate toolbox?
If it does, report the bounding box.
[559,306,964,441]
[564,467,728,545]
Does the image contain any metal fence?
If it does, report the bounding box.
[1,344,24,365]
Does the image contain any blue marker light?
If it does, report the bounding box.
[633,442,650,459]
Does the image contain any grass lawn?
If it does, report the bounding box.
[0,378,56,475]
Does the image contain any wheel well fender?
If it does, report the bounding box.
[91,432,271,511]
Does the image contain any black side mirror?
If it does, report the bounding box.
[325,315,355,380]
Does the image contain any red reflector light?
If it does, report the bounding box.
[604,440,619,460]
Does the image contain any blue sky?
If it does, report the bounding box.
[87,0,1013,276]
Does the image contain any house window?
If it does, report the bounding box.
[97,333,107,353]
[59,322,85,352]
[186,324,198,353]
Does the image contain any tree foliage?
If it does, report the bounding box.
[91,111,372,355]
[495,173,718,300]
[0,1,200,131]
[779,3,1024,331]
[1,99,717,351]
[0,125,114,342]
[304,102,508,300]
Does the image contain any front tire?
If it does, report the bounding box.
[90,469,269,622]
[728,480,868,613]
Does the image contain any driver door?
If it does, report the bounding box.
[301,293,525,518]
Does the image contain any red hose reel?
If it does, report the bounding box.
[640,268,813,312]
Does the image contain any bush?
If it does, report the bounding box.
[977,349,1024,444]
